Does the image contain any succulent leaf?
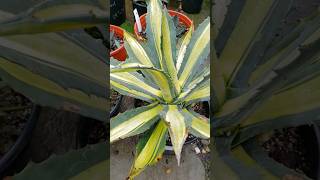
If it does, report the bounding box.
[110,103,162,143]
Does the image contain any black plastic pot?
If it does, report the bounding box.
[132,1,148,20]
[132,0,168,21]
[110,0,126,25]
[0,105,40,178]
[110,94,123,118]
[182,0,203,14]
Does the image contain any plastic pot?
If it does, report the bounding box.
[134,10,193,40]
[110,93,123,118]
[110,0,126,25]
[182,0,204,14]
[110,25,127,61]
[132,1,148,20]
[0,105,40,178]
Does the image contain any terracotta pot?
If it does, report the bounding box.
[110,25,127,61]
[134,10,193,40]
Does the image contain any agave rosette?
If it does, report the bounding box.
[109,0,210,178]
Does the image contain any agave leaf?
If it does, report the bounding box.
[178,68,209,104]
[110,69,162,102]
[0,0,106,36]
[161,105,188,165]
[183,109,210,139]
[178,18,210,89]
[0,58,107,121]
[233,107,320,147]
[123,32,154,66]
[241,75,320,127]
[228,0,293,88]
[129,120,168,179]
[161,8,180,93]
[248,12,320,86]
[111,63,176,102]
[243,138,311,179]
[110,103,162,143]
[176,24,193,72]
[145,0,163,68]
[14,143,107,180]
[214,137,283,180]
[212,53,226,108]
[217,0,276,85]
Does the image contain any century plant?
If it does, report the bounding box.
[0,0,108,121]
[110,0,210,178]
[212,0,320,179]
[0,0,108,178]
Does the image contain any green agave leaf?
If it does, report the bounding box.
[129,120,168,179]
[248,12,320,86]
[145,0,163,69]
[183,109,210,139]
[242,138,311,179]
[110,69,162,102]
[217,0,276,85]
[0,0,106,36]
[111,63,176,102]
[0,32,107,96]
[178,17,210,89]
[229,0,293,88]
[161,105,188,165]
[233,107,320,147]
[176,24,193,72]
[213,136,291,180]
[178,67,209,104]
[123,32,154,67]
[161,8,180,93]
[14,143,108,180]
[241,74,320,128]
[110,103,162,143]
[0,58,107,121]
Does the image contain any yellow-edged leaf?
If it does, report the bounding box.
[163,105,187,165]
[123,31,154,66]
[147,0,163,67]
[162,8,180,93]
[110,104,163,143]
[129,120,168,179]
[183,109,210,138]
[176,25,193,72]
[111,63,175,102]
[178,18,210,88]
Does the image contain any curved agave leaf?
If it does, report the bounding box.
[248,10,320,87]
[213,136,301,180]
[110,103,162,143]
[129,120,168,179]
[14,143,108,180]
[0,9,107,121]
[178,18,210,89]
[161,105,188,165]
[0,0,107,36]
[161,8,180,93]
[178,67,209,104]
[146,0,163,68]
[217,0,278,85]
[123,32,154,66]
[183,109,210,139]
[110,69,162,102]
[0,58,107,121]
[111,63,176,102]
[176,24,193,72]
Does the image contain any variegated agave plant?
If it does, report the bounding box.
[212,0,320,179]
[110,0,210,178]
